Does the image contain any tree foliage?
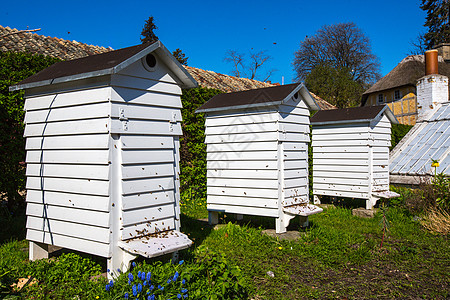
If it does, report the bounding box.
[140,16,189,65]
[0,52,59,209]
[293,22,381,84]
[305,64,366,108]
[421,0,450,49]
[224,49,275,81]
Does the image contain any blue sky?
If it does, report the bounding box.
[3,0,426,84]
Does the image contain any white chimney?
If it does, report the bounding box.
[416,50,449,121]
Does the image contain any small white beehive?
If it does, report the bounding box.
[197,83,323,233]
[310,106,398,209]
[10,41,197,275]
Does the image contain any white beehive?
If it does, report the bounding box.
[310,106,398,209]
[197,83,323,233]
[10,41,197,275]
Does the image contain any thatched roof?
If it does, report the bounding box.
[362,55,450,105]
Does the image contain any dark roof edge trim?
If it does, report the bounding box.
[10,41,197,91]
[196,83,320,113]
[311,105,398,126]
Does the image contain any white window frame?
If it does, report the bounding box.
[394,90,401,100]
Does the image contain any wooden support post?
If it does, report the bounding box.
[29,241,49,260]
[208,211,219,225]
[107,248,137,280]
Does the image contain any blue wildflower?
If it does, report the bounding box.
[181,288,187,293]
[143,280,148,286]
[128,279,132,285]
[109,280,114,287]
[117,268,122,273]
[105,284,110,291]
[141,272,146,281]
[183,294,188,299]
[132,285,137,296]
[182,279,186,285]
[167,279,171,284]
[173,271,179,281]
[138,271,142,278]
[132,262,136,267]
[137,283,143,293]
[124,292,129,299]
[148,295,155,300]
[149,285,154,290]
[146,272,152,281]
[177,294,182,299]
[128,273,134,282]
[179,260,184,265]
[107,268,110,273]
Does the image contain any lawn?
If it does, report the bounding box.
[1,198,449,299]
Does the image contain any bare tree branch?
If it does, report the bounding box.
[0,28,41,39]
[224,50,245,77]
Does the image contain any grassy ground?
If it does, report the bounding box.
[1,199,449,299]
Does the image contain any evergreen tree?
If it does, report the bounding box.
[421,0,450,48]
[172,48,189,65]
[140,16,158,44]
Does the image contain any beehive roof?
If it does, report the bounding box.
[196,82,320,113]
[310,105,398,125]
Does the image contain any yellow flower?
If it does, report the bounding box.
[96,296,99,299]
[278,246,283,250]
[432,162,440,167]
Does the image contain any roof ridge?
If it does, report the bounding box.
[184,65,275,85]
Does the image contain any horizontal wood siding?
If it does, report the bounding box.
[24,88,112,255]
[370,115,391,192]
[312,123,371,199]
[279,100,310,206]
[206,109,279,216]
[111,78,181,240]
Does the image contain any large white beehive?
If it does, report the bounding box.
[10,41,197,275]
[310,106,398,209]
[197,83,323,233]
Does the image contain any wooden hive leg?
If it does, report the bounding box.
[208,211,219,225]
[29,241,49,260]
[313,195,321,205]
[107,247,137,280]
[366,196,379,210]
[276,212,296,234]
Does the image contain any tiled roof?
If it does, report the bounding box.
[0,25,111,60]
[1,24,335,110]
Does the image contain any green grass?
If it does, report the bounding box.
[1,201,449,299]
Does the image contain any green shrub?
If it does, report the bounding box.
[390,123,412,150]
[0,52,59,211]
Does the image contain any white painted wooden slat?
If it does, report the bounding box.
[111,87,182,108]
[111,74,182,95]
[207,204,278,217]
[313,126,368,135]
[122,177,173,195]
[121,149,174,165]
[111,103,182,121]
[313,177,369,186]
[314,183,369,193]
[372,172,389,179]
[282,143,308,151]
[208,178,278,189]
[373,152,389,160]
[313,146,369,153]
[26,164,110,180]
[25,118,110,137]
[283,150,307,161]
[285,187,308,198]
[313,171,369,180]
[372,178,389,185]
[284,169,308,179]
[207,141,278,152]
[207,169,278,179]
[312,140,389,147]
[118,60,177,84]
[207,195,278,209]
[280,132,310,142]
[121,218,175,240]
[26,203,109,227]
[25,102,110,124]
[314,152,368,159]
[278,104,309,115]
[373,160,389,166]
[26,134,110,150]
[122,204,175,226]
[278,114,309,124]
[122,191,174,210]
[207,186,278,199]
[27,229,110,257]
[370,133,391,141]
[314,164,369,172]
[312,133,370,141]
[24,87,111,111]
[370,127,391,134]
[313,189,368,199]
[26,150,110,164]
[27,216,109,243]
[26,190,109,212]
[27,177,110,196]
[207,151,277,161]
[314,159,370,166]
[284,160,308,170]
[110,119,182,136]
[279,123,310,134]
[205,122,277,135]
[122,163,174,179]
[207,160,277,170]
[205,112,278,127]
[121,135,174,149]
[205,132,278,144]
[284,177,308,189]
